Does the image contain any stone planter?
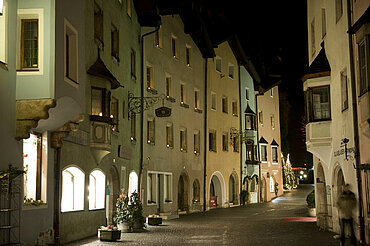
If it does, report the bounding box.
[308,207,316,217]
[117,222,131,233]
[147,217,162,226]
[98,230,121,241]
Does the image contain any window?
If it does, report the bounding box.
[270,177,274,193]
[358,37,369,95]
[171,36,178,58]
[89,170,105,210]
[258,111,263,125]
[245,114,256,130]
[246,141,257,161]
[209,130,216,152]
[147,173,156,204]
[180,83,186,104]
[131,49,136,79]
[270,114,275,130]
[111,97,118,131]
[272,146,278,163]
[211,92,216,110]
[147,118,155,144]
[94,3,103,43]
[192,179,200,203]
[232,101,238,116]
[130,113,136,141]
[91,87,105,116]
[311,18,315,57]
[335,0,343,23]
[61,166,84,212]
[322,8,326,38]
[222,132,228,152]
[126,0,132,17]
[194,131,200,154]
[341,69,348,111]
[180,128,187,151]
[186,45,191,66]
[215,57,222,72]
[146,65,153,89]
[228,64,234,79]
[128,171,138,196]
[164,174,172,202]
[232,134,239,152]
[21,19,38,69]
[305,86,331,122]
[222,96,228,113]
[155,28,162,48]
[0,0,8,64]
[246,88,250,100]
[166,76,172,97]
[260,144,267,161]
[270,88,273,98]
[166,124,173,148]
[194,90,200,109]
[64,19,78,84]
[111,25,119,61]
[23,133,47,203]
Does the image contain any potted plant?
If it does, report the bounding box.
[306,190,316,217]
[98,225,121,241]
[129,191,146,231]
[147,214,162,226]
[113,190,131,232]
[274,182,279,196]
[240,190,249,206]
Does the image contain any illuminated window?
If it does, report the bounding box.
[94,3,103,43]
[192,179,200,203]
[260,144,267,161]
[171,36,178,58]
[61,166,84,212]
[272,146,278,163]
[147,173,156,204]
[228,64,234,79]
[147,118,155,144]
[335,0,343,23]
[305,86,331,122]
[146,65,153,89]
[215,57,222,72]
[21,19,38,69]
[222,96,228,113]
[131,49,136,79]
[64,19,78,84]
[0,0,8,65]
[194,130,200,154]
[155,28,162,48]
[341,69,348,111]
[111,24,119,61]
[194,90,200,109]
[128,171,138,196]
[89,169,105,210]
[130,113,136,140]
[245,114,256,130]
[166,76,172,97]
[164,174,172,202]
[358,37,369,96]
[180,83,186,104]
[222,132,228,152]
[321,8,326,38]
[211,92,216,110]
[310,18,315,57]
[111,97,118,131]
[270,114,275,130]
[232,134,239,152]
[258,111,263,125]
[270,88,273,98]
[23,133,48,203]
[186,45,191,66]
[126,0,131,17]
[180,128,187,152]
[232,101,237,116]
[166,123,173,148]
[209,130,216,152]
[91,87,104,116]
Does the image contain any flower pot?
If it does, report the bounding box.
[117,222,131,233]
[308,207,316,217]
[98,229,121,241]
[133,221,144,231]
[147,217,162,226]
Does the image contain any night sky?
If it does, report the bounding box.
[231,1,312,167]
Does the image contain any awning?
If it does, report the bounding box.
[87,54,122,89]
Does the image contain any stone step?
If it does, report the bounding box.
[159,212,179,220]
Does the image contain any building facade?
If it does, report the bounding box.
[141,15,205,217]
[206,42,240,209]
[257,86,283,202]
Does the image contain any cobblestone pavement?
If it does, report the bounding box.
[67,184,340,246]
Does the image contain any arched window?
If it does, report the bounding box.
[89,169,105,210]
[192,179,200,203]
[61,166,84,212]
[128,171,138,196]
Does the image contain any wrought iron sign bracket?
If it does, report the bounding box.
[128,92,171,118]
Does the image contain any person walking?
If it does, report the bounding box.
[337,183,357,246]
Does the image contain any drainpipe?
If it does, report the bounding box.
[53,147,61,244]
[203,58,208,212]
[139,25,161,201]
[346,0,364,241]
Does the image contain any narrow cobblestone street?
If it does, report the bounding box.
[67,184,339,246]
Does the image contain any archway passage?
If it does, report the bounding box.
[178,173,189,212]
[316,163,331,230]
[107,166,119,225]
[210,175,223,208]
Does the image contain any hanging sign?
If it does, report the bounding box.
[155,106,171,117]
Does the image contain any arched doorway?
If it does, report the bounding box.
[333,165,345,233]
[107,166,119,225]
[316,163,331,230]
[228,172,239,205]
[128,171,138,196]
[261,177,266,202]
[209,172,225,208]
[178,173,189,212]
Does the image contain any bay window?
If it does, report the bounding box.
[305,85,331,122]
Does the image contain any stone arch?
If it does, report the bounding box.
[228,171,239,205]
[192,179,201,203]
[332,163,345,233]
[316,162,331,230]
[209,171,226,208]
[178,172,189,212]
[107,165,119,225]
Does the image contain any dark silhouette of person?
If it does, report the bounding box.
[337,183,357,246]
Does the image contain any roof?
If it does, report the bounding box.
[271,139,279,146]
[259,137,268,144]
[244,103,256,115]
[301,44,331,81]
[87,54,122,89]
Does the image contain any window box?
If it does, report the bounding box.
[147,217,162,226]
[98,229,121,242]
[180,102,189,108]
[146,87,158,95]
[166,96,176,103]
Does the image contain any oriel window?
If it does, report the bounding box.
[21,19,38,69]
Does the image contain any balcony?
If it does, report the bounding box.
[305,120,332,166]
